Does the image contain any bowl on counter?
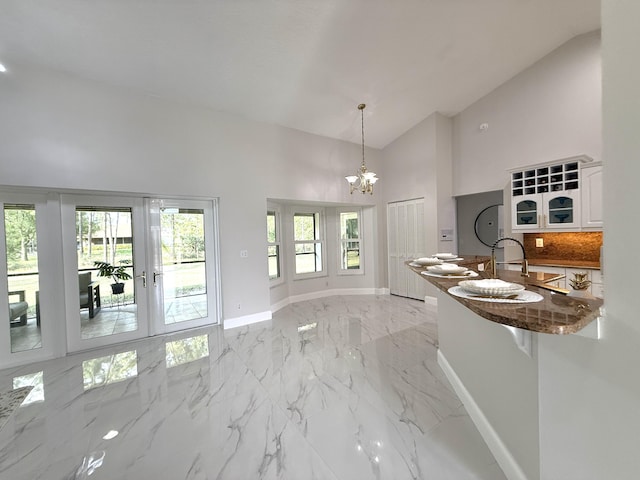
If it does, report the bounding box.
[458,279,525,296]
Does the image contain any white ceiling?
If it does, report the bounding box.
[0,0,600,148]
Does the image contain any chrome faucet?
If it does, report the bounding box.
[489,237,529,278]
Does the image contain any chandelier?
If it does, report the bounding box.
[345,103,379,194]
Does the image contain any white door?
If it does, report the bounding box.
[61,195,150,352]
[146,198,220,335]
[0,193,59,366]
[61,195,220,352]
[388,198,427,300]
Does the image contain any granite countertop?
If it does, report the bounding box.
[408,257,603,335]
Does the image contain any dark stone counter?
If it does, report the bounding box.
[408,256,603,335]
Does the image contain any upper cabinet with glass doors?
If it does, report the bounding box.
[510,155,598,232]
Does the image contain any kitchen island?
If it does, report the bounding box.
[408,256,603,334]
[408,257,604,480]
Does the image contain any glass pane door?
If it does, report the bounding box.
[0,192,58,367]
[62,195,149,352]
[147,199,219,335]
[4,204,42,353]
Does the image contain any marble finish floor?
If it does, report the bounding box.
[0,295,506,479]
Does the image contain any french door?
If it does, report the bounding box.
[61,195,219,352]
[146,198,220,336]
[0,192,60,366]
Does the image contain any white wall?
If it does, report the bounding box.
[380,112,455,299]
[535,3,640,479]
[438,294,540,480]
[0,61,382,323]
[452,31,602,196]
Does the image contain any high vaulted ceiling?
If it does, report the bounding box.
[0,0,600,148]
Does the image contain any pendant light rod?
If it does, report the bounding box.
[345,103,379,195]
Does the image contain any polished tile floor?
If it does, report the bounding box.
[0,295,506,480]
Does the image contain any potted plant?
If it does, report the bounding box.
[94,260,132,294]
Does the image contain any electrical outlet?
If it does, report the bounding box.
[535,238,544,248]
[240,250,248,258]
[237,303,241,310]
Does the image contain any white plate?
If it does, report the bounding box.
[458,279,525,296]
[413,257,443,266]
[448,286,543,303]
[427,263,468,274]
[422,270,479,279]
[434,253,458,260]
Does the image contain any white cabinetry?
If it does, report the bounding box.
[581,163,603,229]
[512,190,581,231]
[509,155,602,232]
[511,158,584,231]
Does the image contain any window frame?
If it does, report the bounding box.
[267,206,283,286]
[292,208,325,279]
[337,208,364,275]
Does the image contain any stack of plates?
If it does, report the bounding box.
[458,279,525,296]
[421,263,479,278]
[428,263,468,275]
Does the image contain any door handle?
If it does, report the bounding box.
[153,271,162,286]
[135,271,146,288]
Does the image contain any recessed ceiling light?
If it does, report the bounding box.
[0,63,7,73]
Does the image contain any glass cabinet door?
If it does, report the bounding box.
[543,190,581,229]
[547,196,574,225]
[512,196,540,230]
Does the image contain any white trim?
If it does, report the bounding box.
[437,350,528,480]
[223,310,272,330]
[271,288,389,313]
[424,295,438,307]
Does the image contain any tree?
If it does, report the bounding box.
[4,207,37,262]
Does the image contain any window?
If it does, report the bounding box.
[339,210,362,273]
[293,211,323,276]
[267,209,280,280]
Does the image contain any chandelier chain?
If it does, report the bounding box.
[361,104,365,167]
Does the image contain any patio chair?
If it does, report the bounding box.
[9,290,28,327]
[79,272,101,319]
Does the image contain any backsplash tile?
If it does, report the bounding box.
[523,232,603,263]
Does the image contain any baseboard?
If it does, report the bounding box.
[424,295,438,307]
[437,350,528,480]
[223,310,272,330]
[271,288,389,314]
